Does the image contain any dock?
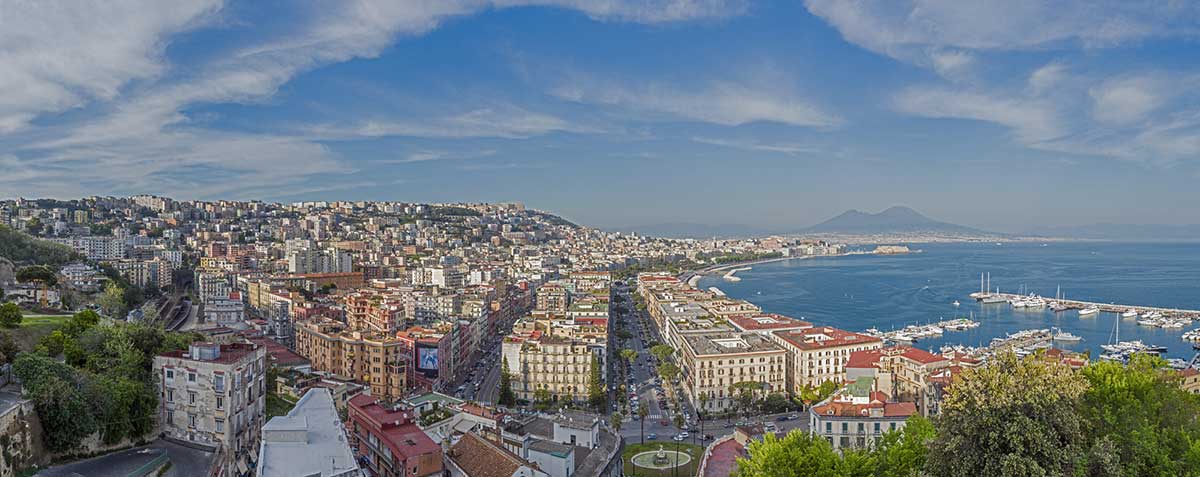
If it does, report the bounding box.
[972,292,1200,320]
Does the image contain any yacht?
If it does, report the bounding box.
[1010,299,1028,308]
[1048,302,1068,312]
[952,300,961,307]
[1052,328,1082,342]
[1078,306,1100,316]
[1121,309,1139,318]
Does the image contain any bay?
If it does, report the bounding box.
[697,242,1200,359]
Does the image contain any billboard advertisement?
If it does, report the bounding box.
[417,345,439,373]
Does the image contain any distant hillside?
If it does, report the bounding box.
[802,206,995,236]
[0,225,80,268]
[605,222,775,239]
[1025,223,1200,241]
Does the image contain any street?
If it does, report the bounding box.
[613,279,809,448]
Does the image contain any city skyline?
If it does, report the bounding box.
[4,1,1200,232]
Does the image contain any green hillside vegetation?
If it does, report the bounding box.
[0,225,80,267]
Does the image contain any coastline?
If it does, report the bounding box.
[682,251,879,287]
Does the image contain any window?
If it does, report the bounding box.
[857,423,865,434]
[167,389,174,402]
[216,396,224,410]
[188,372,196,382]
[825,422,832,433]
[188,413,197,428]
[188,391,196,404]
[165,369,174,380]
[214,375,225,393]
[167,410,174,422]
[841,423,848,434]
[215,418,225,432]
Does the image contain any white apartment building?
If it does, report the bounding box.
[154,342,267,477]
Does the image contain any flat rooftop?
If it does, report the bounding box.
[683,332,785,356]
[257,388,358,477]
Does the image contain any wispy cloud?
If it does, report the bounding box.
[551,77,841,128]
[312,106,598,140]
[0,0,736,199]
[691,136,819,155]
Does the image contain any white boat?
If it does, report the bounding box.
[952,300,961,307]
[1121,309,1139,318]
[1079,306,1100,316]
[981,295,1007,304]
[1052,328,1082,342]
[1010,299,1028,308]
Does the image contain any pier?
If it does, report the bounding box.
[971,292,1200,320]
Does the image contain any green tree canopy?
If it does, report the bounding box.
[498,357,516,406]
[588,354,606,410]
[875,415,937,477]
[735,429,877,477]
[649,344,674,362]
[926,352,1090,477]
[1079,353,1200,476]
[0,302,22,328]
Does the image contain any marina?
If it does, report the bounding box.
[700,242,1200,360]
[864,317,980,344]
[970,291,1200,321]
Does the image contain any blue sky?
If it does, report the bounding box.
[3,1,1200,232]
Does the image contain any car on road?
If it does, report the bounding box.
[790,414,800,420]
[659,419,670,426]
[647,433,658,440]
[775,415,789,422]
[672,434,685,441]
[680,431,689,438]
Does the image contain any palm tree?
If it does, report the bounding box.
[638,405,649,444]
[698,392,709,444]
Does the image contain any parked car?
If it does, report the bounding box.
[775,415,789,422]
[660,419,670,426]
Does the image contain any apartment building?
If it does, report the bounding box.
[347,394,444,477]
[809,380,917,451]
[109,258,174,289]
[772,327,883,395]
[293,318,407,400]
[678,332,788,412]
[502,331,600,402]
[154,342,267,477]
[845,345,951,416]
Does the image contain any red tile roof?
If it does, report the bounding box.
[773,327,882,350]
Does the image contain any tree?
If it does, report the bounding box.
[39,329,68,356]
[534,388,552,408]
[1078,353,1200,476]
[926,352,1089,477]
[735,429,877,477]
[63,309,101,337]
[98,282,126,318]
[650,344,674,362]
[817,380,839,401]
[0,331,17,365]
[0,302,22,328]
[610,411,624,432]
[657,362,680,383]
[588,354,606,410]
[16,265,58,287]
[12,353,98,452]
[761,393,792,414]
[498,358,516,406]
[638,405,649,444]
[875,415,936,477]
[730,381,763,418]
[620,348,638,367]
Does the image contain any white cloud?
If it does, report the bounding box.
[928,49,975,79]
[893,87,1063,143]
[805,0,1199,55]
[314,106,594,140]
[691,136,818,155]
[1089,76,1168,125]
[4,0,735,199]
[0,0,223,132]
[552,78,840,128]
[498,0,747,23]
[1028,62,1070,95]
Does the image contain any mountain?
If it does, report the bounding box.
[605,222,776,239]
[802,206,995,236]
[1024,223,1200,241]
